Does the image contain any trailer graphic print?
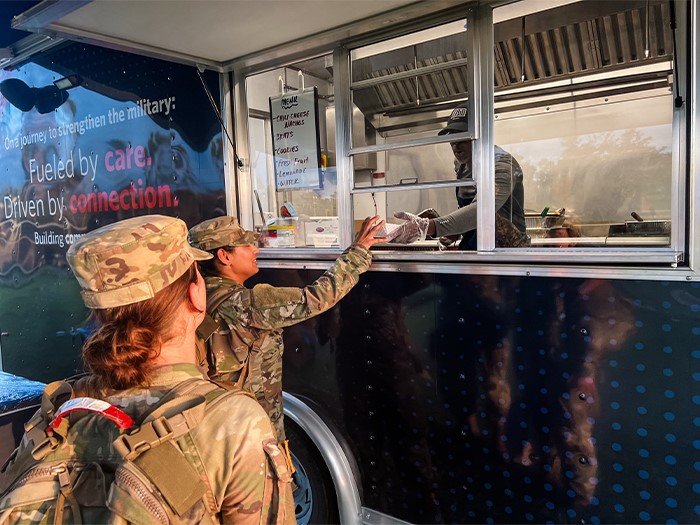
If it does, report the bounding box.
[0,45,226,380]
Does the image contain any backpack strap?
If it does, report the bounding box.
[55,466,83,525]
[194,286,239,370]
[113,393,208,460]
[112,379,233,520]
[198,286,253,388]
[195,314,219,370]
[22,381,75,461]
[261,439,294,524]
[198,286,238,346]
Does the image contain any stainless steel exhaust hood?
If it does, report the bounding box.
[349,0,673,130]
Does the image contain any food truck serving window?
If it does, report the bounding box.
[245,57,338,248]
[241,0,687,267]
[346,0,683,261]
[489,0,678,254]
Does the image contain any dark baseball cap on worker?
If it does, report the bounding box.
[66,214,212,309]
[438,103,469,135]
[188,216,260,251]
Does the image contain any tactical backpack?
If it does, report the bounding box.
[196,288,294,472]
[196,286,258,387]
[0,377,270,524]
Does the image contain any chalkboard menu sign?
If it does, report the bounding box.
[269,87,322,191]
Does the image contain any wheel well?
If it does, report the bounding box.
[282,391,362,524]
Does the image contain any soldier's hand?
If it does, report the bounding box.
[354,216,393,249]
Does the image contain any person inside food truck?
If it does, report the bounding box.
[544,214,582,248]
[391,102,529,249]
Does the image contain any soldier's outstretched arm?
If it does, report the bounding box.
[238,216,388,331]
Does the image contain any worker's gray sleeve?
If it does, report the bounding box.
[433,163,515,238]
[433,202,477,237]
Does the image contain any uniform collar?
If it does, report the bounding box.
[203,275,245,291]
[147,363,208,386]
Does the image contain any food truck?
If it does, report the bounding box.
[0,0,698,523]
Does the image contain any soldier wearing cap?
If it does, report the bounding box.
[188,215,389,445]
[391,102,528,248]
[1,215,295,523]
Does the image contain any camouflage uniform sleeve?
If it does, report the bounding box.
[244,244,372,330]
[195,394,294,524]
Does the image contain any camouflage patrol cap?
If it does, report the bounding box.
[188,216,260,251]
[66,215,212,309]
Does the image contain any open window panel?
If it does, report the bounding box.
[493,0,676,249]
[348,0,680,253]
[349,17,483,250]
[355,184,462,251]
[245,55,339,248]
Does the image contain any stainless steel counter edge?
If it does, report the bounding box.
[256,249,696,282]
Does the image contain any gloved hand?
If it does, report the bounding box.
[390,211,430,243]
[417,208,440,220]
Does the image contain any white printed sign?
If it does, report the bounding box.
[269,87,321,190]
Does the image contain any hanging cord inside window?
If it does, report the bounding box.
[645,0,650,58]
[668,0,683,108]
[414,46,420,106]
[520,16,526,83]
[196,65,244,169]
[371,192,378,216]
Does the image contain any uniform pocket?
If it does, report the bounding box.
[262,439,292,484]
[260,439,293,525]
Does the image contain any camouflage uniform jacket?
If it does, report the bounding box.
[1,364,295,524]
[106,364,295,523]
[205,244,372,442]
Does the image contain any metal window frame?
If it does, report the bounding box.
[232,0,696,281]
[471,4,496,252]
[690,0,700,275]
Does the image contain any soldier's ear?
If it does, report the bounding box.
[215,247,230,265]
[187,278,206,313]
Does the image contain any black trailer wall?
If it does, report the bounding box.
[261,267,700,524]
